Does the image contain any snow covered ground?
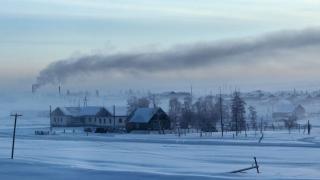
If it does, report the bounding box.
[0,93,320,179]
[0,127,320,179]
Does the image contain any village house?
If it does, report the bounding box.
[126,107,171,132]
[106,106,128,129]
[272,100,306,126]
[50,106,126,129]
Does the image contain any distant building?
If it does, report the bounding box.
[50,106,126,128]
[126,107,171,132]
[293,104,306,119]
[272,112,292,122]
[272,100,306,126]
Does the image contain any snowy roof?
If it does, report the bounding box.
[128,108,159,123]
[58,106,109,117]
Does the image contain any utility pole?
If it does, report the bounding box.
[190,85,193,102]
[83,96,88,107]
[10,113,22,159]
[58,84,61,95]
[219,87,224,137]
[307,120,311,135]
[260,118,263,134]
[113,105,116,130]
[234,91,239,136]
[49,105,52,132]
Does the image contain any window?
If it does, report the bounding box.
[119,118,122,123]
[99,119,102,124]
[104,119,106,124]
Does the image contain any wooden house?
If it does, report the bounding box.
[126,107,171,132]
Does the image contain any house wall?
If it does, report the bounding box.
[127,118,170,131]
[114,116,127,128]
[83,116,127,128]
[149,116,171,130]
[51,116,72,127]
[126,122,150,131]
[50,108,127,129]
[84,116,110,127]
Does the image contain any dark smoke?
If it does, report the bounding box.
[34,28,320,90]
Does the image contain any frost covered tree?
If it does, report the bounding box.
[193,95,217,132]
[215,94,227,136]
[248,106,258,132]
[138,97,150,107]
[127,96,138,114]
[127,96,150,114]
[168,97,182,129]
[148,93,160,108]
[231,91,246,136]
[180,95,194,129]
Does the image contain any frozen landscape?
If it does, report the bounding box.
[0,93,319,180]
[3,0,320,179]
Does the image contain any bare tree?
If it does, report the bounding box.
[127,96,150,114]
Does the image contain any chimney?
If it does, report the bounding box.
[32,84,39,94]
[32,84,36,94]
[83,96,88,107]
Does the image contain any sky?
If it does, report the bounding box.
[1,0,320,93]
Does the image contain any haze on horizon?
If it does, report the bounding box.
[1,0,320,93]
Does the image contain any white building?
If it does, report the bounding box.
[50,106,126,128]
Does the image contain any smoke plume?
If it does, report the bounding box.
[34,28,320,90]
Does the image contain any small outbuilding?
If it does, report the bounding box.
[126,107,171,132]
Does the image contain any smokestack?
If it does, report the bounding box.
[58,84,61,95]
[83,96,88,107]
[32,85,36,94]
[32,84,40,93]
[113,105,116,129]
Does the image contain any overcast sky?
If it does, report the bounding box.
[1,0,320,92]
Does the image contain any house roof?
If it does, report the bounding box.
[58,106,109,117]
[128,108,160,123]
